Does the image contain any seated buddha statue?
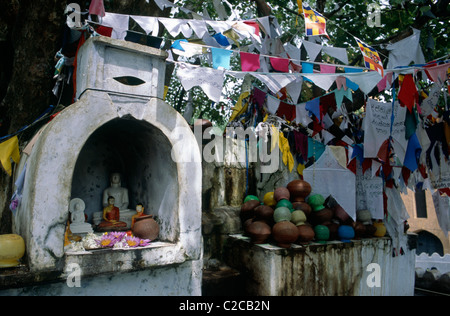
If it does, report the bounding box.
[97,196,127,230]
[102,173,129,211]
[131,203,145,229]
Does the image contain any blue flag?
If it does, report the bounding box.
[211,47,233,70]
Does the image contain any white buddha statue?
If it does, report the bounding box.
[69,198,93,234]
[93,173,136,229]
[102,173,129,211]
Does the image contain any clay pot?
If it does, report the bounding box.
[310,208,334,226]
[274,187,290,202]
[338,225,355,242]
[263,192,276,207]
[276,199,293,212]
[254,205,274,224]
[334,205,351,225]
[273,207,292,223]
[326,222,340,240]
[240,200,260,223]
[247,221,271,244]
[287,180,312,202]
[0,234,25,268]
[291,210,307,226]
[353,221,367,239]
[296,224,315,245]
[356,210,372,225]
[365,224,377,237]
[132,215,159,240]
[272,221,299,248]
[244,195,260,203]
[292,202,312,218]
[314,225,330,243]
[243,218,254,236]
[307,194,326,211]
[373,221,387,237]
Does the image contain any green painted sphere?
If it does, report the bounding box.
[244,195,260,203]
[273,207,292,223]
[276,199,293,212]
[314,225,330,242]
[307,194,325,211]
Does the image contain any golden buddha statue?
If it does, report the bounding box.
[97,196,127,231]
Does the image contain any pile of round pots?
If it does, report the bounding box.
[241,179,387,248]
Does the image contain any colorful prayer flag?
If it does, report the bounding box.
[355,37,384,77]
[0,136,20,176]
[296,0,303,26]
[270,57,290,73]
[211,47,232,70]
[302,3,328,37]
[240,52,261,72]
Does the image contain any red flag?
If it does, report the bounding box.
[89,0,105,17]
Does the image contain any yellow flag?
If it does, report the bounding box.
[296,0,303,25]
[229,91,250,122]
[0,136,20,176]
[279,132,295,173]
[297,0,303,13]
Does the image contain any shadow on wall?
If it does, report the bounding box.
[416,230,444,256]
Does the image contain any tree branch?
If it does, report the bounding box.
[323,0,352,19]
[252,0,273,17]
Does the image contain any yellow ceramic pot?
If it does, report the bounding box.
[263,192,276,207]
[373,221,387,238]
[0,234,25,268]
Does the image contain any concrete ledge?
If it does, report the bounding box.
[224,234,416,296]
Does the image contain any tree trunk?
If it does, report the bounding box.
[0,0,168,233]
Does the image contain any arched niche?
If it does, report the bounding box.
[71,116,179,242]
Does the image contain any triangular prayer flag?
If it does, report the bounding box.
[89,0,105,17]
[335,76,347,91]
[302,3,328,37]
[305,98,321,121]
[322,46,349,64]
[211,47,232,70]
[130,15,159,36]
[398,74,418,113]
[355,37,384,77]
[277,101,296,121]
[0,136,20,176]
[344,67,363,91]
[270,57,290,73]
[252,87,267,109]
[266,96,281,114]
[425,62,450,84]
[243,21,260,36]
[334,88,352,109]
[95,25,113,37]
[302,40,323,61]
[229,91,250,122]
[404,133,422,172]
[213,33,231,47]
[223,29,241,48]
[171,39,188,51]
[240,52,261,72]
[308,136,325,159]
[296,102,313,127]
